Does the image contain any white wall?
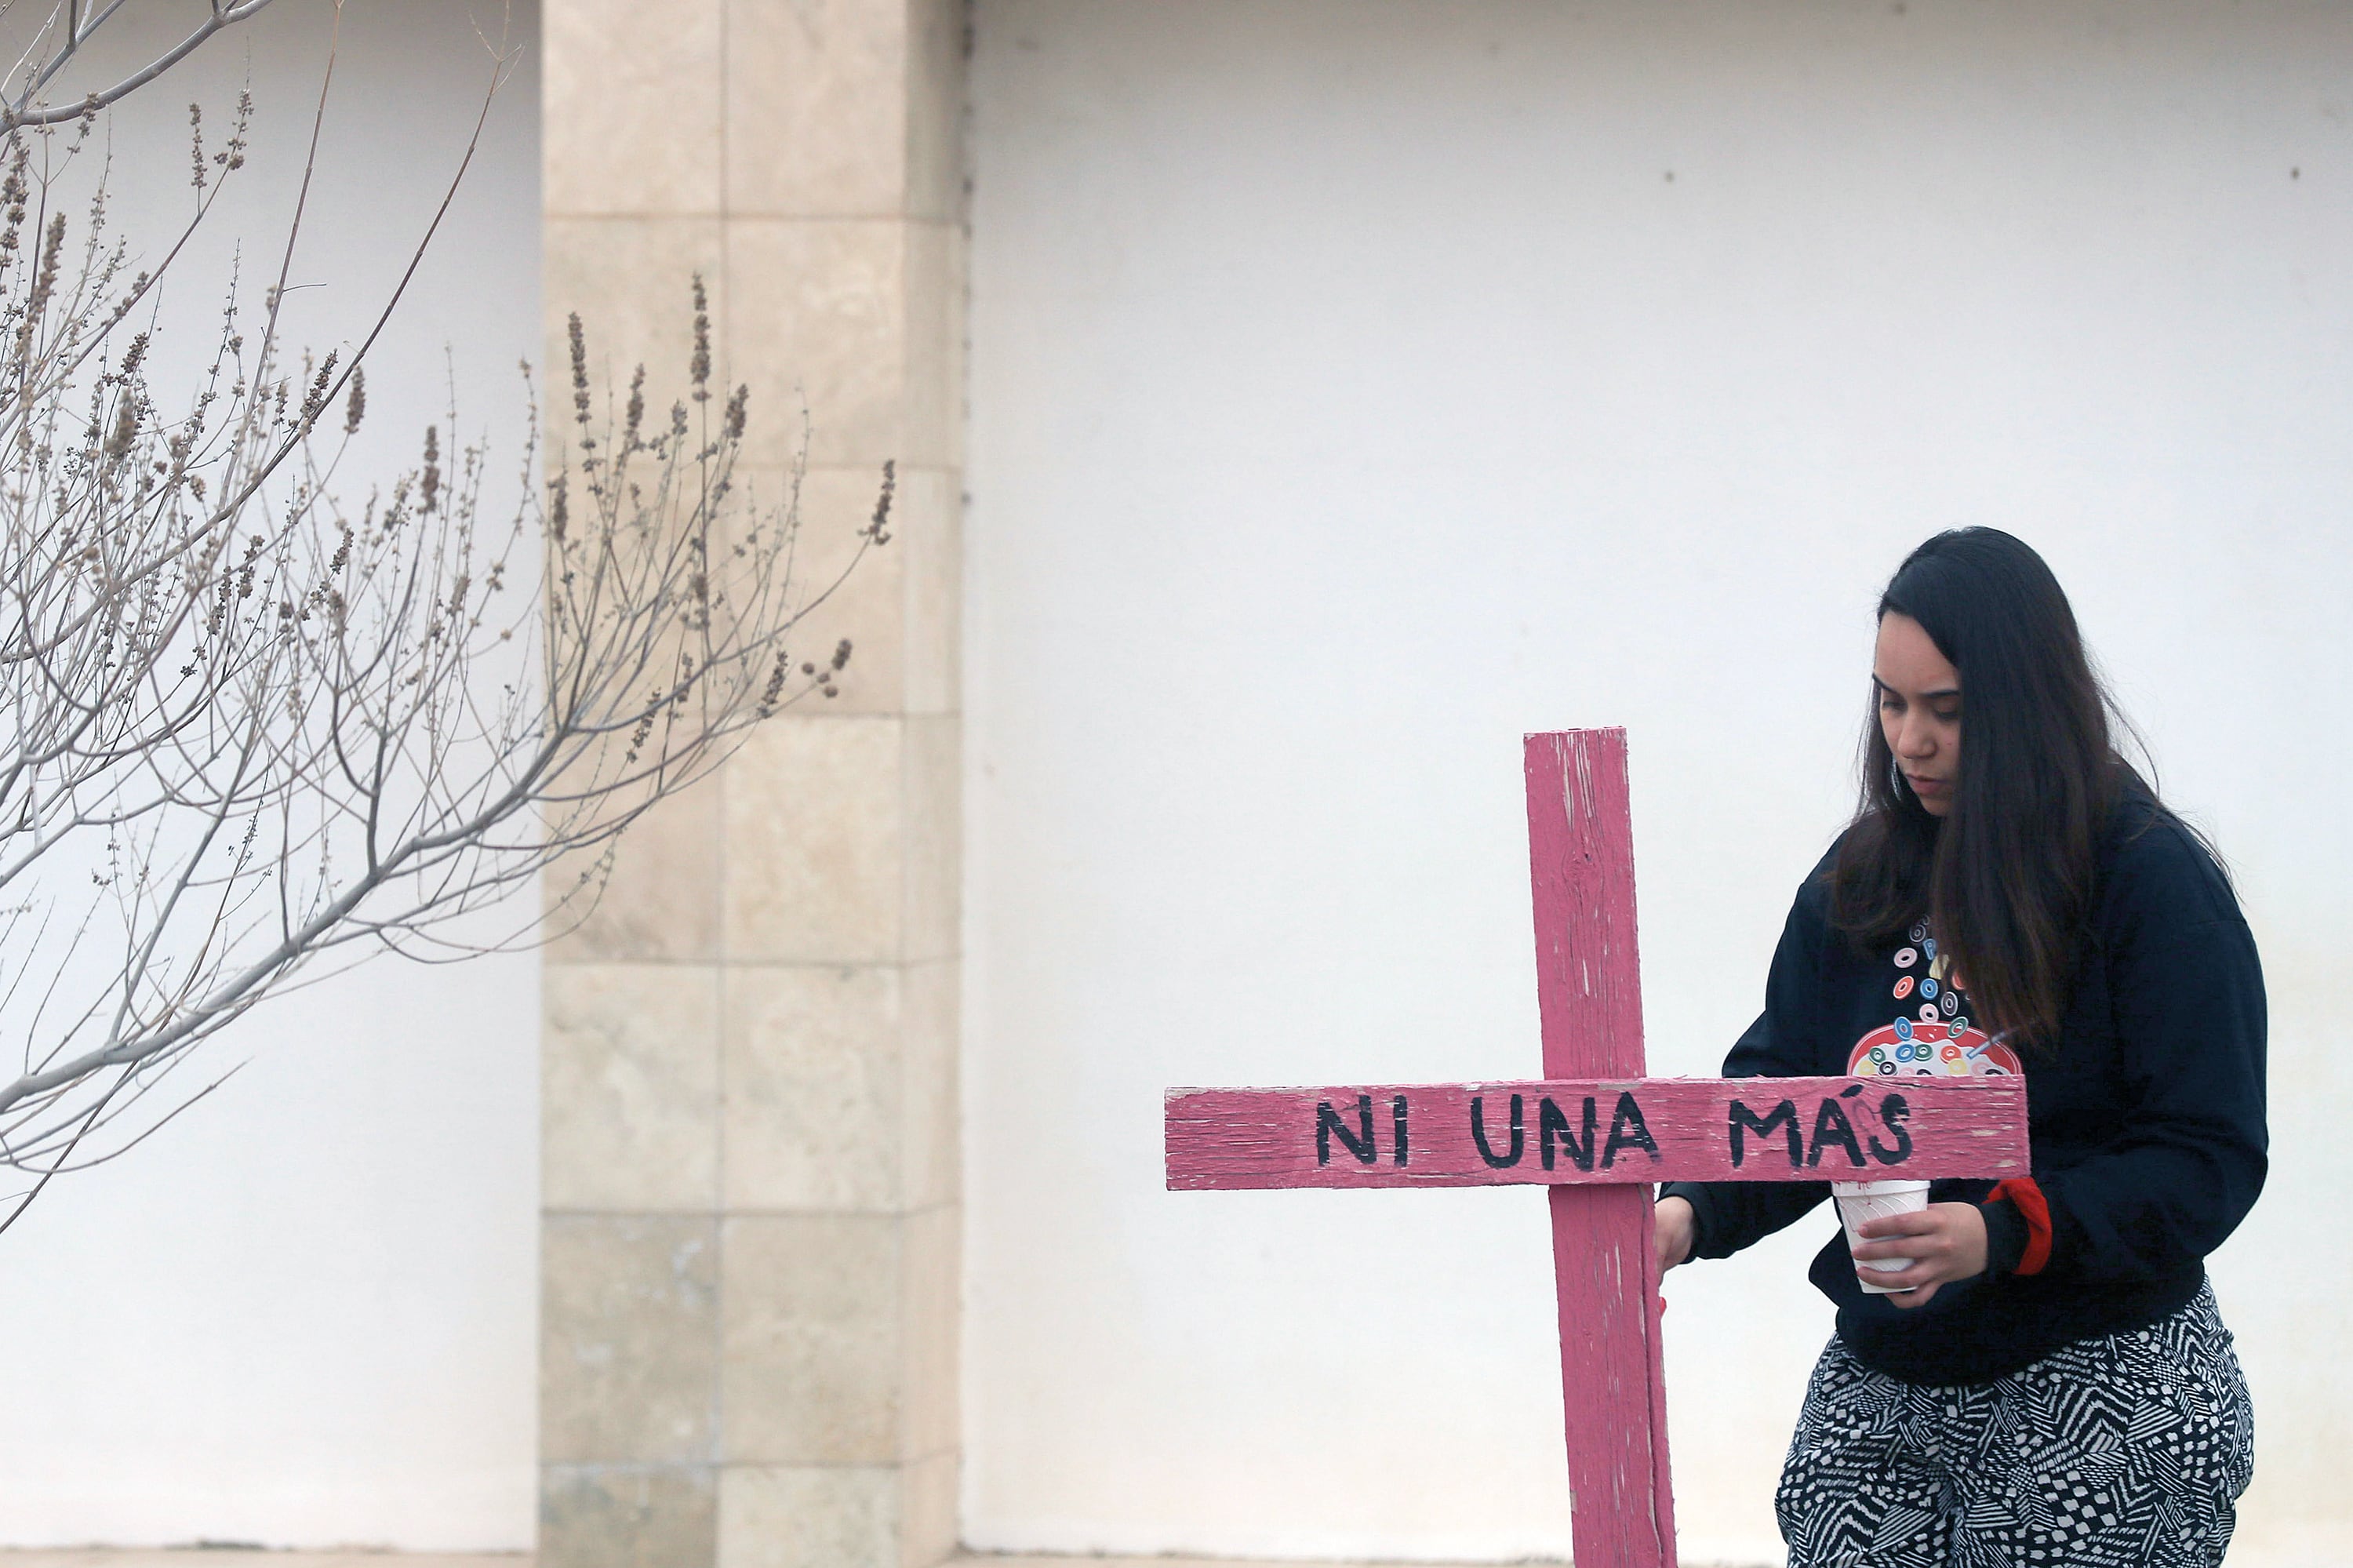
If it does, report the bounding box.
[0,2,540,1549]
[965,4,2353,1563]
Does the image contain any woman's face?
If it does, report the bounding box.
[1874,612,1960,817]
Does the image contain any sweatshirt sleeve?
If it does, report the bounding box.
[1661,872,1834,1258]
[2028,834,2268,1283]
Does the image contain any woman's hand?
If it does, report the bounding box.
[1851,1201,1988,1308]
[1655,1195,1695,1274]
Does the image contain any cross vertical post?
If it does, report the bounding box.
[1524,728,1675,1568]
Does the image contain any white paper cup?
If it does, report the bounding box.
[1832,1180,1932,1294]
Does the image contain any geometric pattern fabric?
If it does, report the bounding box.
[1777,1283,2253,1567]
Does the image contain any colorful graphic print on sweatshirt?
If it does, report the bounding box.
[1844,919,2024,1079]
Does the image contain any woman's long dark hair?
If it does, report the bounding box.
[1831,528,2134,1050]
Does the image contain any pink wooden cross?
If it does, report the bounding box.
[1165,728,2030,1568]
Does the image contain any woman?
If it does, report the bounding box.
[1657,529,2264,1567]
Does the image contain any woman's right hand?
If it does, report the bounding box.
[1656,1195,1695,1273]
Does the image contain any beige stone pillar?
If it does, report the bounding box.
[536,3,964,1566]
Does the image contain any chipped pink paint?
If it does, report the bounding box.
[1162,729,2031,1567]
[1524,728,1675,1568]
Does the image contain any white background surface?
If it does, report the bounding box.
[0,2,541,1549]
[964,4,2351,1563]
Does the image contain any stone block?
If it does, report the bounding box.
[899,960,958,1209]
[718,1465,898,1568]
[723,715,904,963]
[902,712,961,964]
[540,1464,718,1568]
[896,466,962,717]
[545,216,727,409]
[544,964,722,1211]
[542,1216,720,1464]
[724,965,903,1211]
[544,770,723,965]
[726,461,956,719]
[900,1450,961,1568]
[726,220,907,470]
[726,0,909,218]
[721,1216,901,1464]
[898,1204,958,1462]
[751,464,907,718]
[544,0,722,217]
[901,221,964,471]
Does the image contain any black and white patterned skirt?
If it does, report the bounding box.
[1777,1282,2254,1568]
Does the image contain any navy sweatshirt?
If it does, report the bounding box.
[1663,791,2268,1386]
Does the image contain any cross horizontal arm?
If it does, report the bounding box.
[1165,1075,2027,1191]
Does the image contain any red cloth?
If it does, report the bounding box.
[1991,1177,2052,1275]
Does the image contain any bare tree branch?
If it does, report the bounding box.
[6,0,280,128]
